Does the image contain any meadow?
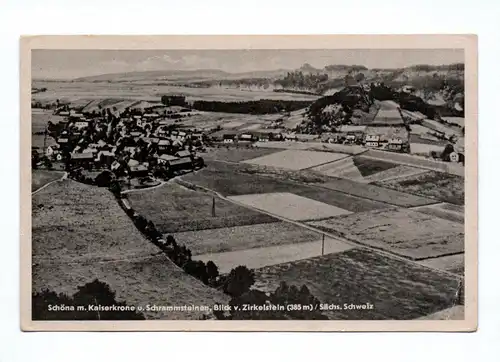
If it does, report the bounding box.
[182,161,389,213]
[254,248,462,320]
[173,221,320,255]
[126,182,276,233]
[375,170,465,205]
[307,208,464,260]
[32,180,228,319]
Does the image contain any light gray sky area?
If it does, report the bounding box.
[32,49,464,80]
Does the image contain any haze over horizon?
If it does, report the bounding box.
[32,49,464,80]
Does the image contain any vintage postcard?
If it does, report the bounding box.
[20,35,477,332]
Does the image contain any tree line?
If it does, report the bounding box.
[191,99,312,114]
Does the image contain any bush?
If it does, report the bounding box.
[222,265,255,297]
[183,260,208,284]
[32,279,145,320]
[95,170,115,188]
[217,281,328,320]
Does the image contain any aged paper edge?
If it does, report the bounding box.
[19,35,478,332]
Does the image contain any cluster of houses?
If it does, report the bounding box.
[43,107,205,180]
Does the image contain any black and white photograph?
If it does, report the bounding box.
[21,35,477,331]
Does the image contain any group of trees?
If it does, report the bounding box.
[274,71,329,91]
[161,95,187,107]
[191,99,311,115]
[32,279,145,320]
[121,204,221,287]
[304,86,374,132]
[214,281,328,320]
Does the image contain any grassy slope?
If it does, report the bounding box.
[375,171,465,205]
[126,182,277,233]
[32,180,228,319]
[202,147,280,163]
[254,248,462,320]
[32,170,64,192]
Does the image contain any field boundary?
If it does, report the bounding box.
[301,154,354,170]
[178,177,463,281]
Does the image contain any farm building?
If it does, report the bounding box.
[57,137,69,145]
[175,150,192,158]
[97,151,116,166]
[157,154,179,165]
[296,134,319,142]
[158,139,172,153]
[223,134,236,143]
[130,131,142,138]
[70,152,94,168]
[141,137,160,145]
[110,160,125,174]
[238,134,255,142]
[169,158,193,172]
[344,134,357,144]
[364,134,380,147]
[191,133,203,141]
[364,126,410,151]
[45,144,60,157]
[74,120,89,129]
[129,164,150,178]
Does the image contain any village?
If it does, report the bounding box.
[32,101,210,189]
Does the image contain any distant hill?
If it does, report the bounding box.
[73,68,291,83]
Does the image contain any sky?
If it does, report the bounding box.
[32,49,465,80]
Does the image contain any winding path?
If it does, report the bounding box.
[32,171,68,195]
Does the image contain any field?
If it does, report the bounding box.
[173,221,321,255]
[31,109,66,133]
[195,236,354,273]
[242,149,347,170]
[202,147,279,163]
[411,202,464,224]
[351,156,398,177]
[253,248,462,320]
[375,170,465,205]
[126,182,276,233]
[311,157,365,181]
[419,254,464,275]
[182,162,390,213]
[229,192,352,221]
[32,81,320,103]
[363,165,429,183]
[254,141,366,155]
[311,155,402,183]
[307,208,464,260]
[318,176,436,207]
[32,169,64,192]
[409,133,448,146]
[410,142,447,155]
[32,180,228,319]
